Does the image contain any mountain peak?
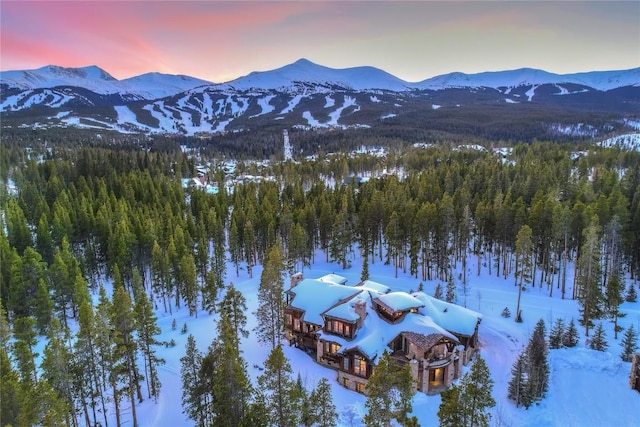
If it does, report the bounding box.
[40,64,117,81]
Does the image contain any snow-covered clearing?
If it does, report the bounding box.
[103,247,640,427]
[250,95,276,118]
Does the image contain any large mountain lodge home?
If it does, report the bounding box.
[284,273,482,394]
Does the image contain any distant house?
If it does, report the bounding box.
[284,274,482,395]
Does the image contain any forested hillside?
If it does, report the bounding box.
[1,133,639,426]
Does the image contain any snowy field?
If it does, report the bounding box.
[109,250,638,427]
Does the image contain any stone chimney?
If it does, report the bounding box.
[355,300,367,329]
[290,272,304,288]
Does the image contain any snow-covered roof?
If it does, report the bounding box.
[317,273,348,286]
[412,292,482,337]
[287,279,361,325]
[375,292,425,312]
[356,280,391,294]
[318,302,457,361]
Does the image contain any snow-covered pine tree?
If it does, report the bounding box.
[620,324,639,362]
[446,276,456,303]
[507,352,529,408]
[588,323,608,352]
[525,319,549,405]
[562,318,579,348]
[549,318,566,349]
[625,282,638,302]
[434,283,444,300]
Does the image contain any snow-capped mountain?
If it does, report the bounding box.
[0,65,213,99]
[1,59,638,137]
[415,67,640,91]
[222,58,411,91]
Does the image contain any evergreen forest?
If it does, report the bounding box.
[1,129,640,426]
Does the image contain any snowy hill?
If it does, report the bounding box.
[0,65,213,98]
[1,59,639,136]
[222,58,411,91]
[416,67,640,91]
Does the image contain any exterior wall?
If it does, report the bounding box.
[337,370,369,394]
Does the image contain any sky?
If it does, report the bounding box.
[1,1,639,83]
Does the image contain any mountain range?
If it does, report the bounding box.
[1,59,639,138]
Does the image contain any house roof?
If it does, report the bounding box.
[287,279,361,325]
[411,292,483,337]
[356,280,391,294]
[375,292,425,312]
[400,332,449,351]
[318,299,458,361]
[317,273,348,285]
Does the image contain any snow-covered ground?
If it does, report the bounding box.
[120,249,640,427]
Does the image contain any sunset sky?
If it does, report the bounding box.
[1,1,638,83]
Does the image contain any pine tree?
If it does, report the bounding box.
[179,253,199,317]
[133,279,164,401]
[438,384,462,426]
[40,318,75,427]
[515,225,534,322]
[604,273,626,339]
[440,354,495,427]
[207,290,253,427]
[625,282,638,302]
[588,323,608,351]
[562,318,579,347]
[218,283,249,352]
[258,345,298,427]
[525,319,549,405]
[458,354,496,427]
[254,244,286,349]
[180,334,208,427]
[363,350,414,427]
[361,252,370,282]
[620,324,639,362]
[507,352,529,408]
[94,285,116,427]
[75,298,109,427]
[446,276,456,303]
[308,378,338,427]
[111,283,140,427]
[12,316,39,384]
[434,283,444,300]
[549,318,566,349]
[576,217,604,336]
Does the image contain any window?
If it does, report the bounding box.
[293,318,301,332]
[353,355,367,377]
[285,313,293,328]
[343,377,350,388]
[356,382,366,393]
[344,324,351,337]
[342,356,349,371]
[323,341,341,354]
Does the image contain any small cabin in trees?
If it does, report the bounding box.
[284,273,482,395]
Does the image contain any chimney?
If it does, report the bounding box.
[290,272,304,288]
[355,300,367,328]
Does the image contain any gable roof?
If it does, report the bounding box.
[400,332,449,351]
[318,298,458,361]
[317,273,348,285]
[375,292,425,312]
[356,279,391,294]
[287,279,361,325]
[411,291,483,337]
